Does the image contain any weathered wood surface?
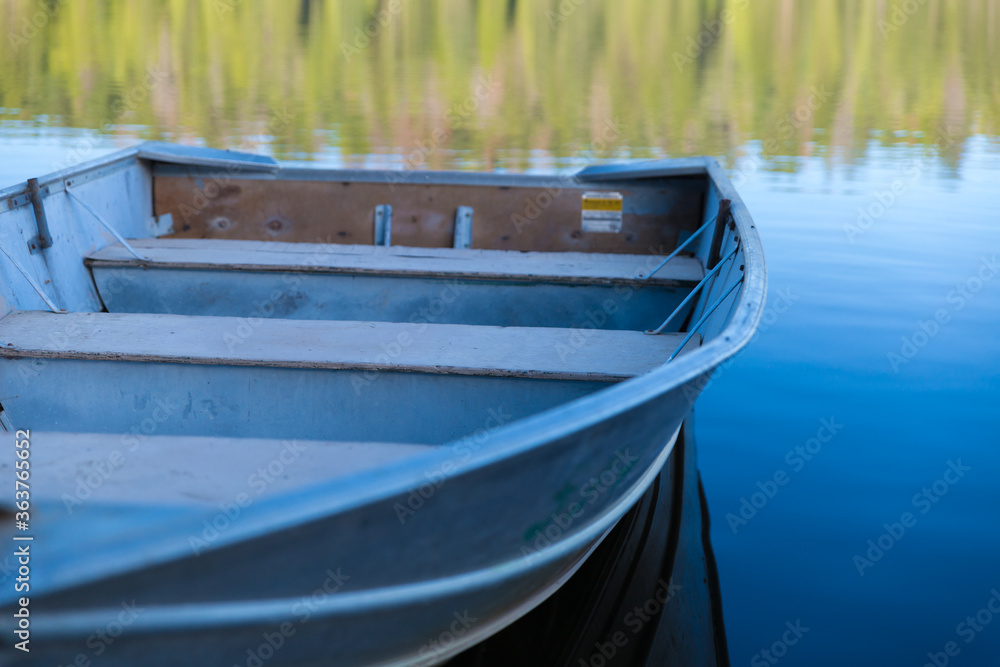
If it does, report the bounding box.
[154,176,706,254]
[7,432,431,506]
[0,311,699,381]
[87,238,704,286]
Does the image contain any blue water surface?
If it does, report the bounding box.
[3,134,995,666]
[696,140,1000,666]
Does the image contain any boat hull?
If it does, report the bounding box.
[5,423,683,666]
[0,146,764,665]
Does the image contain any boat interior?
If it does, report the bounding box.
[0,147,744,507]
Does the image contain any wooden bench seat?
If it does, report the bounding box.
[85,239,703,331]
[0,310,694,382]
[0,311,698,443]
[86,239,704,286]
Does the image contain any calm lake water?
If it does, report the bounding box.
[2,1,999,664]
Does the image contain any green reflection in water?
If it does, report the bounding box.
[1,0,997,170]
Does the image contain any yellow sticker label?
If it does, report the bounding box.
[581,192,624,233]
[581,196,624,212]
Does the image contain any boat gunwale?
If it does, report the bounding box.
[0,142,278,212]
[149,156,709,186]
[0,148,143,212]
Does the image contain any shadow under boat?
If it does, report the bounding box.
[449,414,730,667]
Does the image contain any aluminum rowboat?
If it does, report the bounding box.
[0,143,764,665]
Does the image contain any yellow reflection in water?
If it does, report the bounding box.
[0,0,997,170]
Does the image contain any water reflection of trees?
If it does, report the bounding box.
[0,0,995,170]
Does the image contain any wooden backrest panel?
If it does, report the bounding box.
[154,175,706,254]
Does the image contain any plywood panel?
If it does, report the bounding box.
[154,176,706,254]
